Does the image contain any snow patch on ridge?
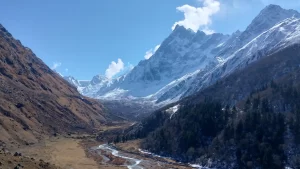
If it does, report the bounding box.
[166,104,180,119]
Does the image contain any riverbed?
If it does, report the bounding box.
[94,143,200,169]
[97,144,143,169]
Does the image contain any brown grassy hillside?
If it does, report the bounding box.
[0,24,115,148]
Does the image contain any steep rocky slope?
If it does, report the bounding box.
[0,24,114,148]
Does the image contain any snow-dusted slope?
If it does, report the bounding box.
[215,4,300,60]
[82,75,112,96]
[64,76,90,87]
[74,4,300,107]
[161,16,300,102]
[64,76,90,92]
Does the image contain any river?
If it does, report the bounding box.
[97,144,143,169]
[96,144,206,169]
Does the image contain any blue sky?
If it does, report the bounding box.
[0,0,300,80]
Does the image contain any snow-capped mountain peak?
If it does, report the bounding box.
[67,5,300,110]
[243,4,300,40]
[64,76,81,87]
[91,75,109,85]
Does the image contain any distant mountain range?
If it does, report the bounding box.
[66,4,300,116]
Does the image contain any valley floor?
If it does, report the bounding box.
[12,137,99,169]
[2,124,192,169]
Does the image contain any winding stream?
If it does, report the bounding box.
[97,144,143,169]
[97,144,205,169]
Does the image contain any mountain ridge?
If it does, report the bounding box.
[67,4,300,117]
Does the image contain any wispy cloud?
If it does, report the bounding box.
[51,62,61,70]
[127,62,134,70]
[105,58,124,79]
[172,0,221,33]
[144,44,161,60]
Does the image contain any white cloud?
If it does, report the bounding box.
[144,51,153,60]
[105,58,124,79]
[172,0,220,33]
[51,62,61,70]
[202,27,215,34]
[65,68,69,72]
[118,62,135,76]
[154,45,160,52]
[57,72,63,77]
[128,63,134,70]
[144,44,161,60]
